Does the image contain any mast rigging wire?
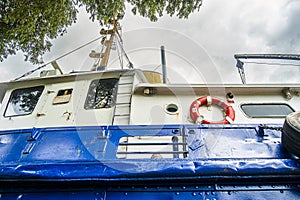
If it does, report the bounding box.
[116,33,133,69]
[15,36,104,80]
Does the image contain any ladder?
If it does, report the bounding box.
[112,72,135,125]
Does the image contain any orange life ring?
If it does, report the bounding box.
[190,96,235,124]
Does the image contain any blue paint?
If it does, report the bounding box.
[0,124,299,199]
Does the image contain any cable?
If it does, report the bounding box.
[118,26,124,69]
[116,33,133,69]
[116,40,124,69]
[152,64,161,71]
[15,36,104,80]
[91,40,106,71]
[115,26,124,69]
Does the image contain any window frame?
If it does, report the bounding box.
[4,86,45,117]
[240,103,295,118]
[52,88,73,105]
[84,78,119,110]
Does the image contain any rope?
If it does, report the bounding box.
[15,36,104,80]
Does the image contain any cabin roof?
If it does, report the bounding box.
[1,68,300,101]
[0,69,136,99]
[0,69,137,100]
[2,69,134,85]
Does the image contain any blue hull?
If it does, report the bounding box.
[0,124,300,199]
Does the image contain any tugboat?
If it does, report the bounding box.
[0,19,300,199]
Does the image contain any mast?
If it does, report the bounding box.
[98,19,119,70]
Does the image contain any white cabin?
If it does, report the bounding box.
[0,69,299,131]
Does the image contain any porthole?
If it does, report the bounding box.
[165,103,179,115]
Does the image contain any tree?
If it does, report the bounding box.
[0,0,202,64]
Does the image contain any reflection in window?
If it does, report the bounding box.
[4,86,44,117]
[241,103,295,118]
[53,89,73,105]
[84,78,119,109]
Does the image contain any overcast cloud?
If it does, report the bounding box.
[0,0,300,83]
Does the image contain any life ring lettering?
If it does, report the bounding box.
[190,96,235,124]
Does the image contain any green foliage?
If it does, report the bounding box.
[0,0,202,64]
[128,0,202,21]
[0,0,77,64]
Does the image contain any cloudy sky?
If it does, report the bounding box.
[1,0,300,84]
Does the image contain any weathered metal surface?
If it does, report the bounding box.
[0,124,300,198]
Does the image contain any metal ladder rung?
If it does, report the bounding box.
[112,73,134,125]
[114,114,130,117]
[117,93,132,95]
[118,82,133,86]
[115,102,131,105]
[120,73,134,77]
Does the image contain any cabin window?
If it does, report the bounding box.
[84,78,119,109]
[241,103,295,118]
[53,89,73,105]
[4,86,44,117]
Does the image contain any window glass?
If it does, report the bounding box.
[53,89,73,105]
[241,103,295,118]
[84,78,119,109]
[4,86,44,117]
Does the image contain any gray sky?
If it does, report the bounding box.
[1,0,300,83]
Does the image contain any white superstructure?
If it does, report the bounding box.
[0,68,299,131]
